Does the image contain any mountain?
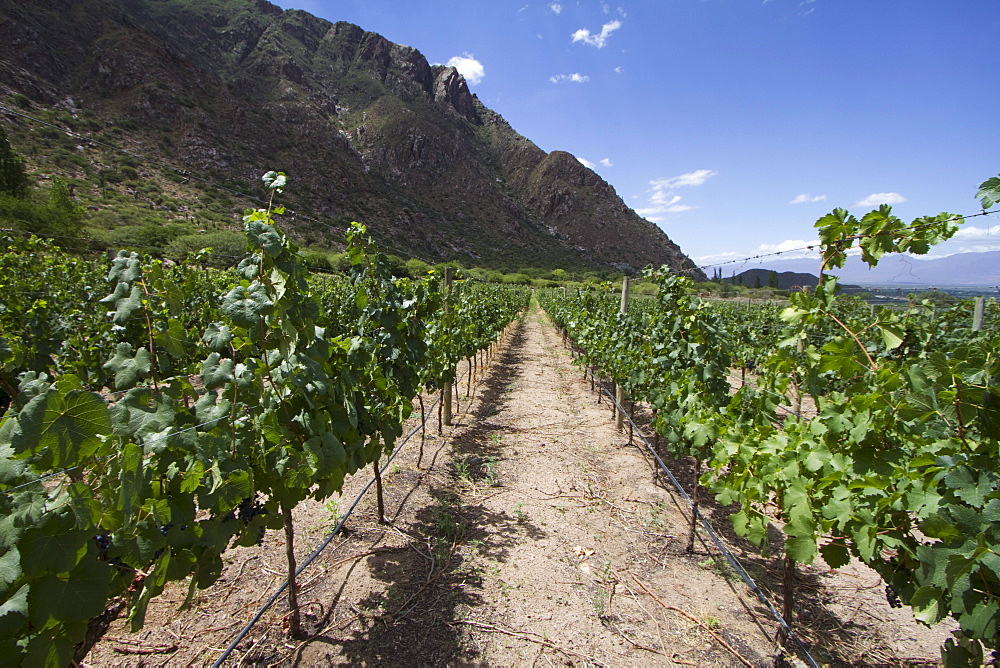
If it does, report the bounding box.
[746,251,1000,287]
[0,0,703,277]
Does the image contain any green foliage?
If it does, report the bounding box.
[163,230,246,266]
[541,187,1000,663]
[0,172,529,663]
[0,179,90,252]
[0,126,30,199]
[976,174,1000,210]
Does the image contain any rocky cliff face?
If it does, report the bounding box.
[0,0,704,276]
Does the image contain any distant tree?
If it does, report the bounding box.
[754,274,762,289]
[405,258,432,278]
[501,272,532,285]
[0,125,30,198]
[767,270,779,289]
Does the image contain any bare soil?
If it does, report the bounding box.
[86,302,952,666]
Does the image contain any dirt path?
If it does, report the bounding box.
[87,301,951,666]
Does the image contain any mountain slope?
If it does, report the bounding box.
[0,0,703,276]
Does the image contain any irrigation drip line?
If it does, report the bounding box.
[212,363,476,666]
[591,371,819,668]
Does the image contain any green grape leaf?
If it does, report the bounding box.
[976,175,1000,210]
[0,583,28,639]
[103,343,151,390]
[19,514,89,577]
[112,285,143,325]
[0,548,22,599]
[202,353,235,391]
[910,586,946,625]
[154,319,187,359]
[11,384,111,468]
[222,283,274,328]
[202,323,233,351]
[262,171,286,192]
[784,534,818,564]
[819,540,851,569]
[880,323,906,350]
[960,599,999,641]
[246,221,284,258]
[28,546,113,627]
[110,388,175,446]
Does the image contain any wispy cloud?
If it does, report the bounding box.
[549,73,591,84]
[571,20,622,48]
[790,193,827,204]
[855,192,907,207]
[637,170,716,221]
[577,157,596,169]
[446,53,485,85]
[650,169,718,189]
[600,158,613,167]
[549,2,562,14]
[695,238,822,267]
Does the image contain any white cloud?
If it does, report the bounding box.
[952,223,1000,240]
[577,157,596,169]
[601,2,610,13]
[614,66,624,74]
[636,169,716,221]
[549,2,562,14]
[446,53,485,85]
[650,169,718,189]
[549,73,591,84]
[571,20,622,48]
[600,158,613,167]
[790,193,827,204]
[757,238,821,254]
[855,192,907,207]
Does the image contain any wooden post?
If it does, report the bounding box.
[282,506,302,638]
[615,277,630,432]
[442,267,454,426]
[973,296,985,332]
[373,461,386,524]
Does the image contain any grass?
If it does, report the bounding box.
[324,497,341,532]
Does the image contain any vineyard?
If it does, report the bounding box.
[1,172,999,665]
[540,202,1000,664]
[0,174,529,665]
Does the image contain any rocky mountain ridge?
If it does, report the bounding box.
[0,0,703,276]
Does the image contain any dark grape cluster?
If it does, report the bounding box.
[232,496,268,545]
[885,584,902,609]
[94,534,111,560]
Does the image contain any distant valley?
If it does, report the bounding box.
[743,250,1000,288]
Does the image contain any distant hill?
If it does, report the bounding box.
[723,268,865,293]
[745,251,1000,287]
[0,0,703,276]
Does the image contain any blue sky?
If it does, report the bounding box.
[272,0,1000,269]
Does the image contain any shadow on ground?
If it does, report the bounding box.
[284,317,553,666]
